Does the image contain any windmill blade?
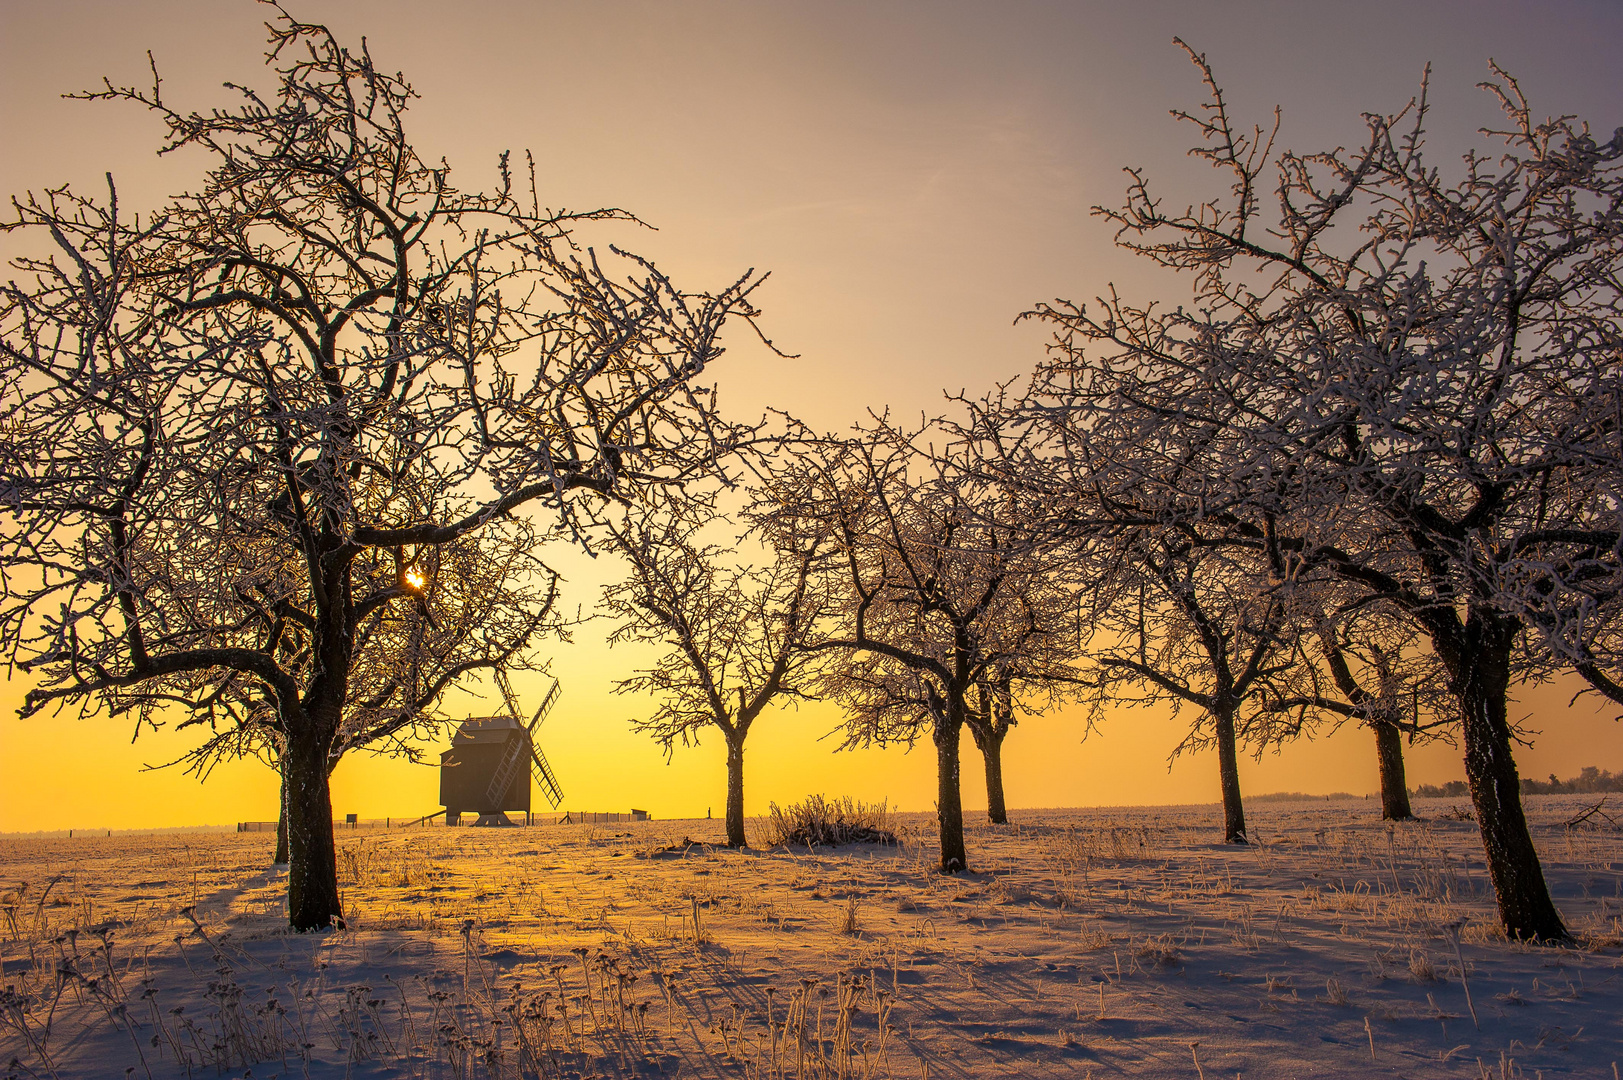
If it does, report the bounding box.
[494,667,524,722]
[527,678,562,735]
[529,742,564,809]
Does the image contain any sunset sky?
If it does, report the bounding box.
[3,0,1621,833]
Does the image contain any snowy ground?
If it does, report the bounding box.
[3,797,1621,1079]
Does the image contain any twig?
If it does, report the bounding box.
[1562,796,1617,829]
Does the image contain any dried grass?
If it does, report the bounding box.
[7,802,1623,1078]
[762,795,897,849]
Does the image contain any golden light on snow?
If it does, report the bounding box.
[10,803,1623,1075]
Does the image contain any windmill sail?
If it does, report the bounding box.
[530,743,565,809]
[527,679,561,732]
[526,677,564,807]
[483,672,564,809]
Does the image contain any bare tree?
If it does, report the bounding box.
[600,495,826,848]
[0,12,772,930]
[966,673,1018,825]
[969,367,1437,828]
[1078,526,1298,843]
[963,566,1082,824]
[775,419,1077,870]
[1266,601,1454,821]
[983,41,1622,939]
[188,523,562,866]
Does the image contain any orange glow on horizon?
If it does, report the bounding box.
[3,665,1618,833]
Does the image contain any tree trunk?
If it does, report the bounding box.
[724,736,747,849]
[1214,709,1247,844]
[274,765,289,865]
[981,734,1008,825]
[1372,719,1413,821]
[934,714,968,873]
[284,733,344,931]
[1456,631,1568,942]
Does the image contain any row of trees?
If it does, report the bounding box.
[4,18,1618,942]
[992,44,1622,943]
[603,422,1081,870]
[602,46,1623,946]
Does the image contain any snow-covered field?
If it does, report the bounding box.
[3,798,1621,1079]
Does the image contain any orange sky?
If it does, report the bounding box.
[3,1,1622,832]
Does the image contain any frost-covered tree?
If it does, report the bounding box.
[774,420,1077,870]
[1267,599,1454,822]
[978,41,1622,940]
[0,12,771,930]
[601,495,826,849]
[1078,524,1298,843]
[965,671,1019,824]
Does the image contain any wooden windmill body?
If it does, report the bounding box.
[439,674,564,826]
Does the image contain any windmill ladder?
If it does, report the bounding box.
[486,735,528,808]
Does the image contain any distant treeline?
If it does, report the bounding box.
[1248,791,1360,802]
[1412,767,1623,799]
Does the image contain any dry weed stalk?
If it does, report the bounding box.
[840,896,862,937]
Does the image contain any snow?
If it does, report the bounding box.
[3,797,1620,1078]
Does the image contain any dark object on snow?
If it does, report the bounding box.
[637,837,717,859]
[1562,796,1618,830]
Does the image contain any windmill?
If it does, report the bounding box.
[438,672,565,826]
